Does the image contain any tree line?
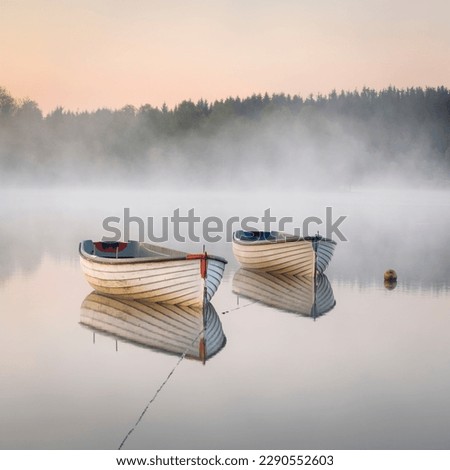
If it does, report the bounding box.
[1,86,449,187]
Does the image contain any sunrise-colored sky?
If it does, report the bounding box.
[1,0,449,114]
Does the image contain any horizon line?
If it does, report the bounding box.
[2,84,450,116]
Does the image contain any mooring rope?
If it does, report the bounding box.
[221,300,259,314]
[118,328,205,450]
[118,297,258,449]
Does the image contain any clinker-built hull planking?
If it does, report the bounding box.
[80,292,226,361]
[232,268,336,317]
[79,240,227,306]
[232,231,336,276]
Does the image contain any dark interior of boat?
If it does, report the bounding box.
[234,230,277,241]
[80,240,187,260]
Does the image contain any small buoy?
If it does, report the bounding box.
[384,279,397,290]
[384,269,397,281]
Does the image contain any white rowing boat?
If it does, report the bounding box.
[79,240,227,306]
[232,268,336,318]
[80,292,226,362]
[232,231,336,276]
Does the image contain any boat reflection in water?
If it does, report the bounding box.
[232,269,336,319]
[80,292,226,362]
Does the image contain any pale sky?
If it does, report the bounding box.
[1,0,449,113]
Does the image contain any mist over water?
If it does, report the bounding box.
[2,186,449,290]
[1,86,449,189]
[1,86,450,450]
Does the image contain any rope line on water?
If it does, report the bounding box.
[118,328,205,450]
[221,300,259,314]
[118,296,257,449]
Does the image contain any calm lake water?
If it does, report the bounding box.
[0,188,449,450]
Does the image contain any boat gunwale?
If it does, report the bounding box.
[232,231,336,246]
[79,241,227,266]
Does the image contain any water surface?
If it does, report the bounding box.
[0,188,449,449]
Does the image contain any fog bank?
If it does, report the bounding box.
[1,86,449,189]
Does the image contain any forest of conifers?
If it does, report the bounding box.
[1,86,449,187]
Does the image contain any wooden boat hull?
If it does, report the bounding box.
[79,241,227,306]
[233,239,316,276]
[80,292,226,361]
[232,268,336,318]
[315,238,336,274]
[232,232,336,276]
